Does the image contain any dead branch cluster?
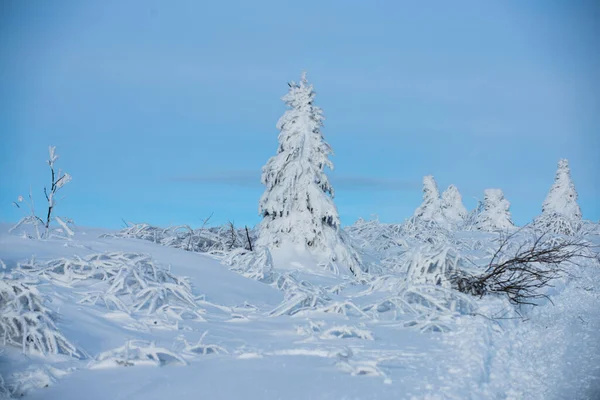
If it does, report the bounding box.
[452,232,596,306]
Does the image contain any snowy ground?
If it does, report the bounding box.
[1,225,599,399]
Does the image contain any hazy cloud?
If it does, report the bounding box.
[166,171,420,192]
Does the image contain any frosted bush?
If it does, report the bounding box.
[400,216,452,246]
[403,245,462,288]
[0,375,8,399]
[20,253,202,328]
[320,325,374,340]
[103,223,167,243]
[89,340,186,369]
[358,275,477,332]
[0,276,81,358]
[6,365,71,397]
[270,279,331,317]
[104,222,252,255]
[345,218,407,253]
[533,212,581,236]
[176,331,228,355]
[221,247,276,283]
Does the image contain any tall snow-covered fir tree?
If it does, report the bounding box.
[441,184,467,226]
[257,73,362,274]
[473,189,515,232]
[534,159,582,235]
[413,175,445,225]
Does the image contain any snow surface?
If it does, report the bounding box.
[1,224,599,399]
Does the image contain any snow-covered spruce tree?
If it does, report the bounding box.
[441,184,467,227]
[257,72,362,275]
[473,189,515,232]
[534,159,582,235]
[413,175,445,225]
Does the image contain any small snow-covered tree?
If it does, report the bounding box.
[257,73,362,274]
[413,175,445,225]
[534,159,582,235]
[473,189,515,232]
[10,146,73,239]
[541,159,581,219]
[441,184,467,227]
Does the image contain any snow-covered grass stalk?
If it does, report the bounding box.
[0,275,81,358]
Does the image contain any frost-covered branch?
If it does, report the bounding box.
[452,231,596,305]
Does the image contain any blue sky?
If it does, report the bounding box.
[1,0,598,229]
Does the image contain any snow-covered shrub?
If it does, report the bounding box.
[89,340,186,368]
[533,159,583,235]
[359,276,476,332]
[256,72,363,275]
[0,276,81,358]
[104,222,252,255]
[6,365,71,398]
[105,223,167,243]
[441,184,468,227]
[176,331,228,355]
[399,216,452,245]
[221,247,276,283]
[320,325,374,340]
[403,245,462,288]
[533,212,581,236]
[20,253,202,328]
[0,375,8,399]
[345,218,407,253]
[269,277,331,317]
[452,232,593,305]
[472,189,515,232]
[578,220,600,237]
[10,146,73,239]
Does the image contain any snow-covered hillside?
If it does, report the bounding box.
[1,222,599,400]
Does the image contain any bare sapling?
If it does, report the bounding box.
[10,146,73,239]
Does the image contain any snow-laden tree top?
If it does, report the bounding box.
[542,159,582,221]
[474,188,514,232]
[413,175,444,224]
[256,73,362,274]
[441,184,467,225]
